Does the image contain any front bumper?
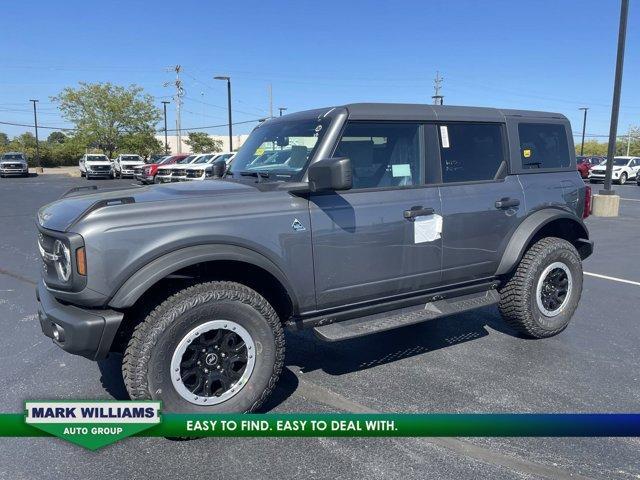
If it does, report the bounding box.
[86,170,112,177]
[155,174,173,183]
[135,172,154,182]
[119,169,136,177]
[0,166,28,175]
[36,281,123,360]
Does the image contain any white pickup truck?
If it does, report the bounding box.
[113,154,145,178]
[78,154,113,180]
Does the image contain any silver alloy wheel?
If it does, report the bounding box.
[170,320,256,406]
[535,262,573,317]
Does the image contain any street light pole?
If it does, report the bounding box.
[602,0,629,194]
[215,76,233,151]
[161,101,170,154]
[278,107,287,117]
[29,99,40,169]
[579,107,589,156]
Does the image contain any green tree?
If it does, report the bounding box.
[47,131,67,144]
[184,132,223,153]
[0,132,9,147]
[118,131,163,158]
[52,82,161,158]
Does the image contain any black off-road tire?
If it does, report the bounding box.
[122,281,285,413]
[498,237,582,338]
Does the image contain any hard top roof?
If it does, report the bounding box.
[274,103,568,123]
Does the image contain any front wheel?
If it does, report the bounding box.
[122,281,285,412]
[498,237,582,338]
[618,172,628,185]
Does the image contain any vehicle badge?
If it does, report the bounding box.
[292,218,306,232]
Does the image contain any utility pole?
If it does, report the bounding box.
[29,99,40,170]
[161,101,170,154]
[602,0,628,195]
[626,125,632,156]
[268,83,273,118]
[432,71,444,105]
[278,107,287,117]
[579,107,589,155]
[164,65,184,153]
[214,76,233,151]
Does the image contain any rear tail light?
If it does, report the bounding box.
[583,185,592,219]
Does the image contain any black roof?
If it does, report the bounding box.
[272,103,568,123]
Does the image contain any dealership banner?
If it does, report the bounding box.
[1,403,639,450]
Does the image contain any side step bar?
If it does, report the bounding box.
[313,290,500,342]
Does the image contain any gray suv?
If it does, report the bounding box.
[36,104,593,412]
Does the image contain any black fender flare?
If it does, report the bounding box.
[495,209,590,276]
[108,244,298,311]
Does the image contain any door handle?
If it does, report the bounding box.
[495,197,520,209]
[403,206,435,220]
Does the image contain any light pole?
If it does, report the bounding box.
[579,107,589,156]
[602,0,628,194]
[29,99,40,170]
[215,76,233,151]
[278,107,287,117]
[161,101,170,154]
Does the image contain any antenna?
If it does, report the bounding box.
[432,71,444,105]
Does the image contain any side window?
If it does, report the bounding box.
[437,123,505,183]
[334,122,421,189]
[518,123,570,169]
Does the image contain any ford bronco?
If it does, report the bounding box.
[36,104,592,412]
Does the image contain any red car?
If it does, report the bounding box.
[576,156,605,179]
[134,155,188,184]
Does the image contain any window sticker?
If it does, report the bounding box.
[523,149,532,158]
[440,126,450,148]
[414,214,443,244]
[392,164,411,177]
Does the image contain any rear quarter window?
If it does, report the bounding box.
[519,123,570,170]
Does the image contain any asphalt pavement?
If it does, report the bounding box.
[0,174,638,479]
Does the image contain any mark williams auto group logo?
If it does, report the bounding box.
[25,401,161,450]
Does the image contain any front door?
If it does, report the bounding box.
[309,122,443,310]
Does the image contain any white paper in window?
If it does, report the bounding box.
[392,164,411,177]
[440,126,450,148]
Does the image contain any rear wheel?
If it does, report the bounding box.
[498,237,582,338]
[618,172,628,185]
[123,281,285,412]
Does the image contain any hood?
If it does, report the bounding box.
[120,160,145,165]
[85,160,112,166]
[38,180,256,232]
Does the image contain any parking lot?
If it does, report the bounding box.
[0,174,638,479]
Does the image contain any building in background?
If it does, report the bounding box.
[155,134,249,154]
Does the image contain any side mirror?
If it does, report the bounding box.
[308,157,352,192]
[212,158,227,178]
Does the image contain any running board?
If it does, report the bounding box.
[313,290,500,342]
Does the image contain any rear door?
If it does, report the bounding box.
[433,122,526,284]
[309,121,443,310]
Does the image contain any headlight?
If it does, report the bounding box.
[53,240,71,282]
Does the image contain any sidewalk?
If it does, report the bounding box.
[32,166,80,177]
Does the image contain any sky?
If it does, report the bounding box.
[1,0,639,142]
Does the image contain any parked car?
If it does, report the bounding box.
[155,154,202,183]
[0,152,29,177]
[589,156,640,184]
[36,103,592,413]
[134,155,188,184]
[183,152,234,181]
[113,154,145,178]
[78,154,113,180]
[576,155,605,179]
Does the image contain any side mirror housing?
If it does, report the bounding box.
[212,158,227,178]
[308,157,352,192]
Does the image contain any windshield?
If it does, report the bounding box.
[613,157,630,166]
[86,155,108,162]
[178,155,197,164]
[193,154,214,164]
[122,155,140,161]
[228,117,330,181]
[158,156,175,165]
[1,154,24,160]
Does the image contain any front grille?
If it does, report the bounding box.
[157,169,171,175]
[172,169,186,176]
[186,170,204,178]
[2,163,23,169]
[90,165,110,172]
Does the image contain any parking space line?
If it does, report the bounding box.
[621,197,640,202]
[584,271,640,287]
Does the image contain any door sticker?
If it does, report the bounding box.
[523,149,532,158]
[440,126,450,148]
[392,164,411,177]
[414,214,442,243]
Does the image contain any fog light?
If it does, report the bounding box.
[52,323,65,342]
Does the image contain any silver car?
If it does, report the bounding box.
[0,152,29,177]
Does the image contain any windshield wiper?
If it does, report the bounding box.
[239,171,271,182]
